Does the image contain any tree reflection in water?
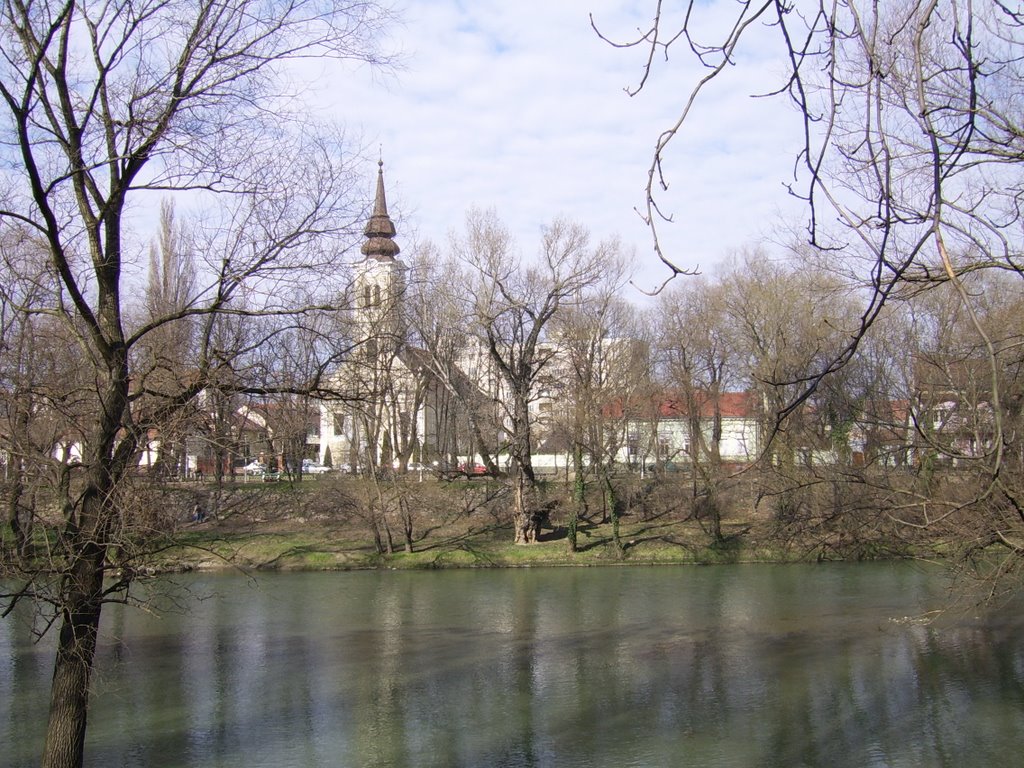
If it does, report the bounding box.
[3,564,1023,768]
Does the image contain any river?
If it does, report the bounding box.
[3,563,1024,767]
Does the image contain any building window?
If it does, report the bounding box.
[333,413,345,434]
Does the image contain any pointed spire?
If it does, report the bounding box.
[361,160,400,261]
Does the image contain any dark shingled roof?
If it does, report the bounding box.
[361,160,400,261]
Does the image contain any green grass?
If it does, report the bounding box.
[3,473,951,575]
[8,501,940,575]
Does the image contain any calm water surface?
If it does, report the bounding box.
[3,563,1024,768]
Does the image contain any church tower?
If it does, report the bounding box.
[354,160,405,354]
[321,159,431,472]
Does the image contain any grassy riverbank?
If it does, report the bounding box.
[168,516,781,571]
[155,473,930,572]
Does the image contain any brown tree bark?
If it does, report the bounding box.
[41,546,104,768]
[512,472,542,545]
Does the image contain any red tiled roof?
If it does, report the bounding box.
[604,391,756,420]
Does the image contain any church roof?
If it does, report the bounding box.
[361,160,401,261]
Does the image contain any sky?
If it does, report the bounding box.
[312,0,809,294]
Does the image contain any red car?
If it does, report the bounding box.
[458,462,488,476]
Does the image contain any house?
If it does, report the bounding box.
[606,391,761,468]
[848,398,911,467]
[910,354,999,464]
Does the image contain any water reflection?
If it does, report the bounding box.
[4,564,1024,767]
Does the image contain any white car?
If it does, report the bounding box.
[242,461,266,475]
[302,460,332,475]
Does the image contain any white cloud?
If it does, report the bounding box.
[310,0,809,291]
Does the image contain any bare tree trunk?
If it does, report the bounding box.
[513,472,530,544]
[4,407,30,555]
[567,441,586,553]
[41,546,104,768]
[513,470,541,544]
[399,496,414,553]
[39,339,134,766]
[3,477,26,556]
[603,473,623,555]
[383,516,394,556]
[703,487,723,545]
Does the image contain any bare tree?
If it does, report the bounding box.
[598,0,1024,583]
[0,230,40,552]
[657,275,742,543]
[550,242,639,552]
[598,0,1024,433]
[133,200,201,478]
[0,3,393,766]
[458,210,602,544]
[404,245,503,469]
[716,253,856,467]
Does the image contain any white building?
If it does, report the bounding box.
[612,391,762,467]
[317,163,660,475]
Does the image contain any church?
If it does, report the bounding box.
[317,161,764,477]
[317,161,504,473]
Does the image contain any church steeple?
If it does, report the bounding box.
[361,160,400,261]
[353,159,406,355]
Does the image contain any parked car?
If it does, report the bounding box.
[242,461,266,475]
[302,459,332,475]
[458,462,488,476]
